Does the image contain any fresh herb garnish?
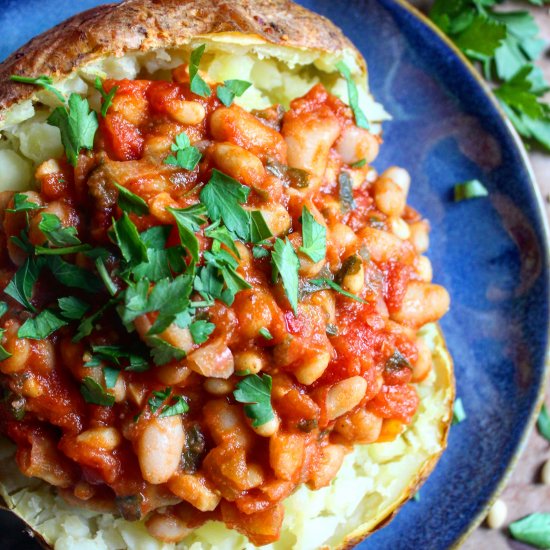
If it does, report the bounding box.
[509,513,550,549]
[148,337,188,366]
[310,278,367,304]
[160,395,189,417]
[17,309,68,339]
[4,257,42,312]
[164,132,202,170]
[114,183,149,216]
[430,0,550,151]
[96,258,118,296]
[189,320,215,344]
[80,377,115,406]
[350,158,367,168]
[168,204,208,263]
[47,93,98,167]
[299,206,326,263]
[38,213,81,247]
[200,169,251,240]
[233,373,274,427]
[6,193,42,213]
[58,296,90,319]
[111,213,148,265]
[216,80,252,107]
[249,211,273,244]
[537,404,550,442]
[453,179,489,201]
[10,74,66,104]
[84,344,149,372]
[189,45,211,97]
[271,238,300,314]
[45,255,103,292]
[94,77,118,118]
[336,61,370,130]
[259,327,273,340]
[0,302,12,360]
[338,171,357,212]
[452,397,467,425]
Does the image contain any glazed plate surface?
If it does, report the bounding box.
[0,0,548,548]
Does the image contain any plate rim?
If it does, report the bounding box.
[381,0,550,544]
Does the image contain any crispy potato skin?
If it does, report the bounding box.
[0,0,361,117]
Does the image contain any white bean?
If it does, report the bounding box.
[294,351,331,385]
[486,499,507,529]
[391,281,450,328]
[326,376,367,420]
[380,166,411,196]
[76,427,122,451]
[138,416,185,484]
[146,510,192,543]
[335,126,379,165]
[167,100,205,125]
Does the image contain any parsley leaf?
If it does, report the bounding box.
[148,337,187,366]
[112,213,148,265]
[537,404,550,442]
[249,211,273,244]
[350,158,367,168]
[85,344,149,372]
[10,74,66,104]
[233,374,274,427]
[310,278,367,304]
[259,327,273,340]
[6,193,42,213]
[160,395,189,417]
[216,80,252,107]
[58,296,90,319]
[73,299,116,342]
[205,221,240,256]
[114,183,149,216]
[47,93,98,167]
[38,213,81,247]
[454,15,506,60]
[168,204,208,263]
[164,132,202,170]
[4,257,42,312]
[452,397,467,424]
[299,206,326,263]
[509,513,550,548]
[189,45,211,97]
[0,302,12,360]
[453,179,489,201]
[81,377,115,406]
[200,169,251,240]
[18,309,68,339]
[148,387,171,413]
[338,172,356,212]
[96,258,118,296]
[94,76,118,118]
[336,61,370,130]
[45,256,103,292]
[189,320,215,344]
[271,238,300,314]
[103,366,120,389]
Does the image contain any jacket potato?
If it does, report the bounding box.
[0,1,454,549]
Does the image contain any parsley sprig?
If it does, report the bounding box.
[430,0,550,150]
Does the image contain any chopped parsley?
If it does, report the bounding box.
[453,179,489,201]
[164,132,202,170]
[537,404,550,442]
[58,296,90,320]
[299,206,326,263]
[233,373,274,427]
[17,309,68,339]
[336,61,370,130]
[189,45,211,98]
[216,79,252,107]
[259,327,273,340]
[111,213,148,265]
[47,93,98,166]
[338,171,356,212]
[310,278,367,304]
[452,397,467,425]
[0,302,12,360]
[80,377,115,407]
[10,74,66,104]
[200,169,251,240]
[4,257,42,312]
[94,77,118,118]
[160,395,189,418]
[6,193,42,213]
[350,158,367,168]
[189,320,215,345]
[509,513,550,549]
[168,204,207,263]
[38,213,81,247]
[147,387,189,417]
[271,238,300,314]
[114,183,149,216]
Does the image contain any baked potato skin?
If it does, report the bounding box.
[0,0,363,118]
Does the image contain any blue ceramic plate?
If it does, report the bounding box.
[0,0,549,549]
